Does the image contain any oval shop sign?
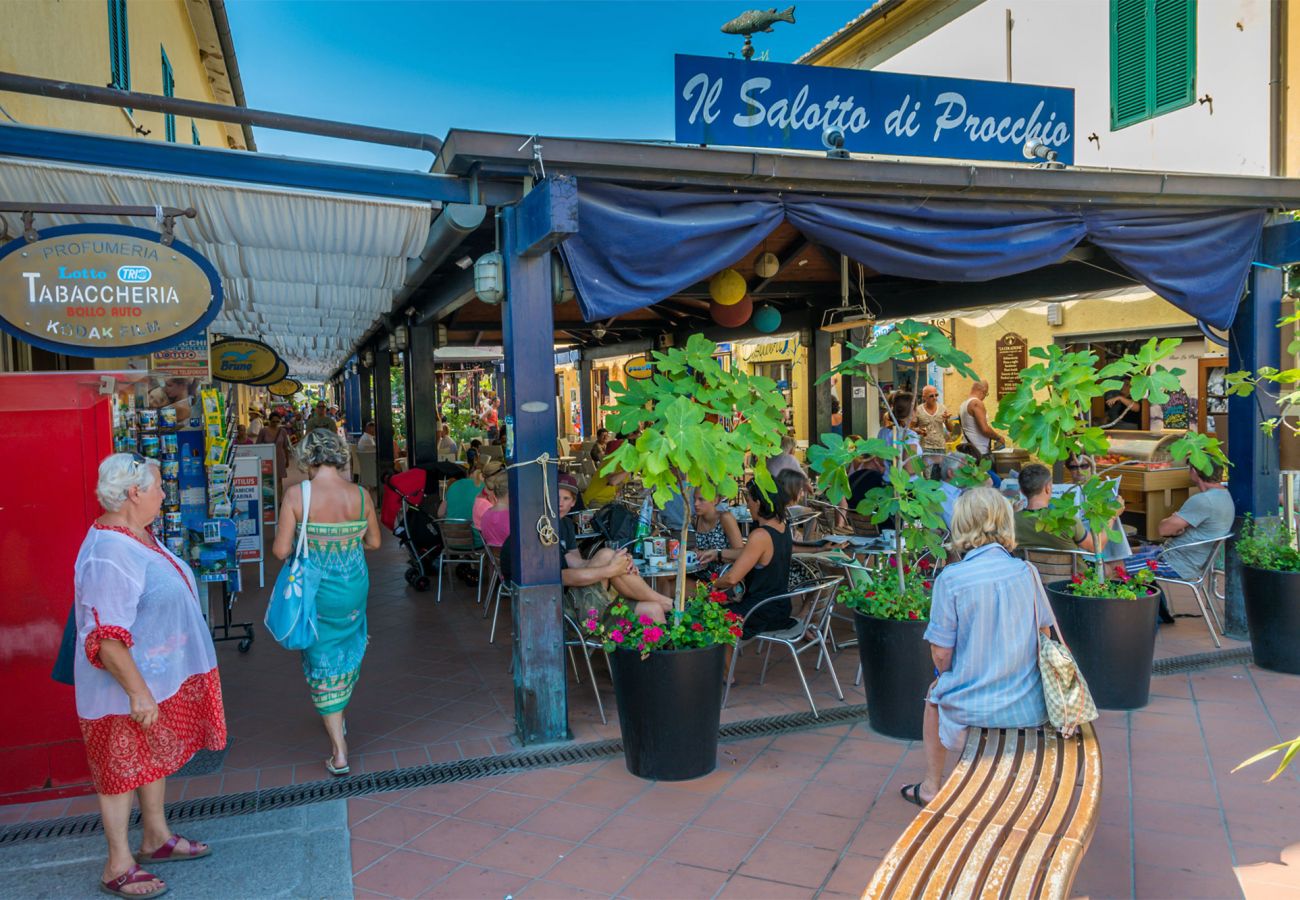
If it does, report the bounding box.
[0,224,222,357]
[210,337,282,384]
[624,355,655,380]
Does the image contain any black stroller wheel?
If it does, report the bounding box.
[404,568,417,585]
[414,575,432,592]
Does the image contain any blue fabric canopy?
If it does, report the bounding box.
[558,181,1266,331]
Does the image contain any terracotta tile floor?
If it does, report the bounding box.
[8,533,1300,899]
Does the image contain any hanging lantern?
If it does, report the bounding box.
[753,304,782,333]
[710,295,753,327]
[708,268,746,306]
[755,252,780,279]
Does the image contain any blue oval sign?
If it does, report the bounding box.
[0,223,222,357]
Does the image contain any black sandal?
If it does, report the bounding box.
[900,783,928,807]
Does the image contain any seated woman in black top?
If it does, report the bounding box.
[711,479,794,639]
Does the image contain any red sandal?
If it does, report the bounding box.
[134,834,211,864]
[100,863,167,898]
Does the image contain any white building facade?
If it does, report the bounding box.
[802,0,1283,176]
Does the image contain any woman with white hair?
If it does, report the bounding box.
[899,486,1055,808]
[74,453,226,898]
[272,428,381,776]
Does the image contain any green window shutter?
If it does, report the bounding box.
[1111,0,1148,129]
[1111,0,1196,129]
[161,47,175,142]
[107,0,130,91]
[1153,0,1196,113]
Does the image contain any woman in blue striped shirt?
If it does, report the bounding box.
[901,487,1055,807]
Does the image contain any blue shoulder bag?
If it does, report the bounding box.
[265,480,321,650]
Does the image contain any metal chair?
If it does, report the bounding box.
[432,518,484,605]
[722,577,845,717]
[563,614,608,725]
[1016,546,1093,581]
[1151,534,1232,648]
[482,544,510,643]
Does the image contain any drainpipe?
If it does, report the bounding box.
[208,0,257,151]
[1271,0,1286,177]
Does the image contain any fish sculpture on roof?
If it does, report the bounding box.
[721,6,796,35]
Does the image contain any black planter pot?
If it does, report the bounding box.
[609,644,725,781]
[854,612,933,741]
[1243,565,1300,675]
[1044,581,1160,710]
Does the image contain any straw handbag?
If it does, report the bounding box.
[1028,566,1098,738]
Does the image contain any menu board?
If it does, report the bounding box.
[996,333,1028,399]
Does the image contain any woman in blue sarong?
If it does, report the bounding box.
[273,428,381,776]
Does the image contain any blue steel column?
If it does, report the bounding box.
[1224,231,1287,637]
[502,176,578,745]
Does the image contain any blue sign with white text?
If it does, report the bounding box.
[674,55,1074,165]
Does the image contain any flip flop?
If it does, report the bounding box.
[325,758,350,777]
[100,863,167,898]
[899,783,928,808]
[134,834,210,864]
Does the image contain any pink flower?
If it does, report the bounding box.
[617,619,630,629]
[638,614,654,626]
[644,626,664,643]
[587,608,598,618]
[610,630,625,644]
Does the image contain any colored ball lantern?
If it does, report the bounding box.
[708,268,746,306]
[710,295,753,327]
[753,304,782,333]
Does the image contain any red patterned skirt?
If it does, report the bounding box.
[78,668,227,796]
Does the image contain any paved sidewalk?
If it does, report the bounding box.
[0,801,352,899]
[344,663,1300,900]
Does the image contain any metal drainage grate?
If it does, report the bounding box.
[0,704,869,846]
[1152,646,1253,676]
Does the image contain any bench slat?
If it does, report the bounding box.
[892,730,1011,898]
[952,729,1056,899]
[921,729,1032,897]
[864,730,992,899]
[1006,731,1082,899]
[1041,724,1103,897]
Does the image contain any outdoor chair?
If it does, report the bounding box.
[1017,546,1092,581]
[432,518,484,605]
[563,614,608,725]
[1150,534,1232,648]
[845,510,880,537]
[723,577,845,717]
[482,543,510,644]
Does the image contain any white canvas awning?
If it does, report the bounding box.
[0,156,432,377]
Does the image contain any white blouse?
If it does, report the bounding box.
[72,527,217,721]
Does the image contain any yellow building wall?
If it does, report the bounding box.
[942,294,1198,421]
[0,0,238,149]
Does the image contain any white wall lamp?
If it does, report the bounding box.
[392,325,409,352]
[474,251,504,305]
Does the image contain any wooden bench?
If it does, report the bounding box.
[865,723,1102,900]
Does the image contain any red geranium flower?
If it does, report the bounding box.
[729,626,743,637]
[864,591,876,598]
[1071,574,1084,584]
[917,558,933,572]
[1146,560,1159,571]
[902,565,911,575]
[690,622,705,632]
[709,591,728,603]
[907,610,919,620]
[724,611,741,623]
[1115,564,1130,582]
[923,580,932,590]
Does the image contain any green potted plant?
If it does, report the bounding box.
[807,320,982,740]
[592,333,786,780]
[993,338,1227,709]
[1232,516,1300,674]
[1221,305,1300,674]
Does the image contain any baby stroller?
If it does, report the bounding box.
[382,468,442,592]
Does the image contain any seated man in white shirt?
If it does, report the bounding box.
[356,420,377,452]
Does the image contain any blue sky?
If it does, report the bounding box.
[224,0,868,170]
